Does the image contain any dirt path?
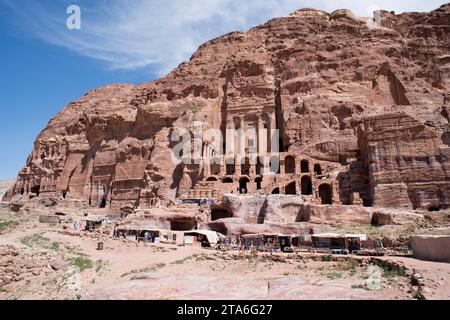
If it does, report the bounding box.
[378,256,450,299]
[1,208,449,300]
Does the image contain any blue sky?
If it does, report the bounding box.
[0,0,447,180]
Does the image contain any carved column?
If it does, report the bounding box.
[225,118,235,161]
[257,115,266,157]
[266,113,272,154]
[238,117,246,161]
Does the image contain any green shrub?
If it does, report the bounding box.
[51,242,61,251]
[72,257,93,272]
[321,254,333,262]
[400,224,417,237]
[21,234,50,247]
[338,259,359,277]
[383,267,407,278]
[0,220,19,232]
[327,271,342,279]
[95,260,109,273]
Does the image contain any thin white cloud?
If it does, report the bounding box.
[1,0,447,76]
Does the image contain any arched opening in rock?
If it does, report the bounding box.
[210,158,221,176]
[442,131,450,146]
[241,157,251,176]
[314,164,322,175]
[363,198,373,208]
[20,188,25,196]
[62,191,67,199]
[257,212,266,224]
[239,177,250,194]
[301,160,310,173]
[301,176,313,195]
[256,157,264,175]
[211,207,232,221]
[285,156,296,174]
[255,177,263,190]
[206,177,218,182]
[222,177,233,184]
[170,219,197,231]
[30,185,40,197]
[99,198,107,208]
[272,187,280,195]
[209,224,228,236]
[428,206,441,212]
[371,213,379,226]
[99,185,108,208]
[226,158,235,176]
[319,184,333,204]
[285,181,297,195]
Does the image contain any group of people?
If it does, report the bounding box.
[112,229,158,243]
[216,238,281,253]
[143,231,157,243]
[240,241,256,253]
[72,221,84,231]
[112,229,127,239]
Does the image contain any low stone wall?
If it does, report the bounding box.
[39,215,61,224]
[411,236,450,263]
[371,209,424,226]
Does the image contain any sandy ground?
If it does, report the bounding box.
[377,256,450,300]
[1,207,449,300]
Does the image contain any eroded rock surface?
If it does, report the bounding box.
[3,5,450,221]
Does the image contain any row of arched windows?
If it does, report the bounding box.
[272,176,313,196]
[205,174,333,203]
[272,179,333,204]
[209,156,323,176]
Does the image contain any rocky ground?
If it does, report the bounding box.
[1,205,449,300]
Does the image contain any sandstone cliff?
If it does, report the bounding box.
[4,4,450,212]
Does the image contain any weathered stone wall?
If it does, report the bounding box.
[219,194,305,224]
[3,4,450,217]
[411,236,450,262]
[360,113,450,210]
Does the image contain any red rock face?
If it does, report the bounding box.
[4,4,450,212]
[361,113,450,210]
